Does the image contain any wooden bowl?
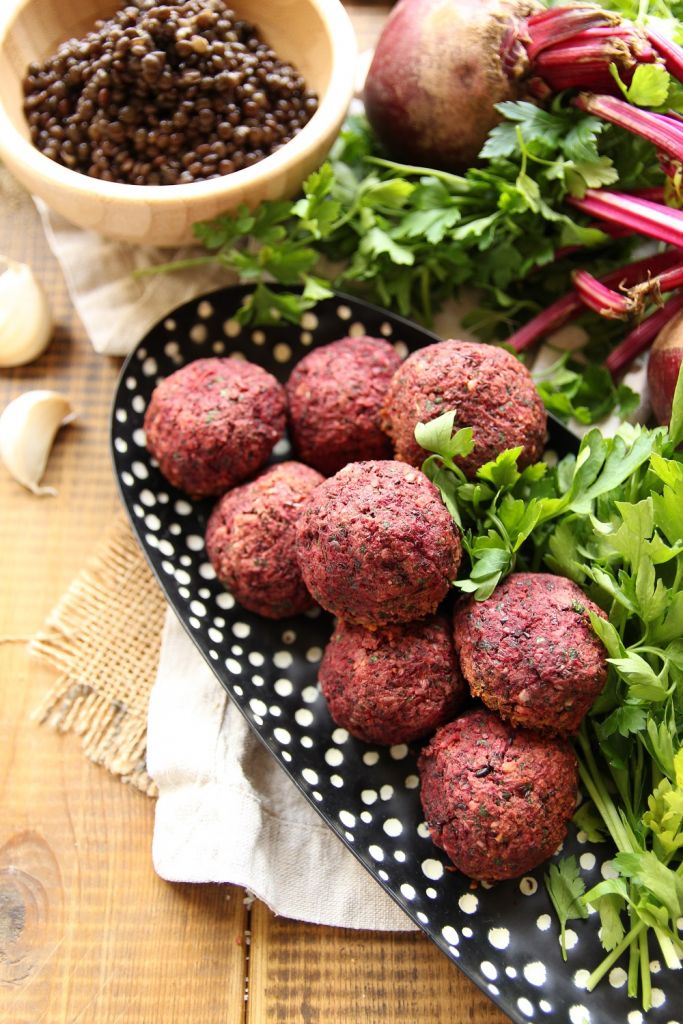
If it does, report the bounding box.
[0,0,356,246]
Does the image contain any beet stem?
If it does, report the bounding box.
[572,269,631,319]
[509,249,683,353]
[508,292,581,354]
[646,26,683,85]
[567,190,683,248]
[525,6,619,61]
[625,259,683,309]
[512,6,658,93]
[605,290,683,378]
[573,94,683,166]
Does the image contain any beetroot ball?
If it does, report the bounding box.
[286,336,401,475]
[453,572,608,735]
[205,461,323,618]
[295,460,462,627]
[419,708,578,881]
[144,357,286,498]
[319,616,467,745]
[381,339,547,477]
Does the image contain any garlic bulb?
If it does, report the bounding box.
[0,391,75,496]
[0,256,53,367]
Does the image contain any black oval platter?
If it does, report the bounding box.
[111,284,677,1024]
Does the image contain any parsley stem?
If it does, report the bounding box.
[576,725,634,853]
[133,255,218,277]
[639,926,652,1010]
[654,927,682,971]
[586,921,646,991]
[364,157,474,194]
[628,927,640,998]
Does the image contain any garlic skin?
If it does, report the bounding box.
[0,391,75,496]
[0,257,53,367]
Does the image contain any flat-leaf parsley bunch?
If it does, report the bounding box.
[415,370,683,1007]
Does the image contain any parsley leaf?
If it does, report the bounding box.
[610,62,670,107]
[546,857,589,960]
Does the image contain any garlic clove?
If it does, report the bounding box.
[0,390,75,496]
[0,256,54,368]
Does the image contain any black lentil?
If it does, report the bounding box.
[22,0,318,185]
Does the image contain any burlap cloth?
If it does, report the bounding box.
[32,514,163,796]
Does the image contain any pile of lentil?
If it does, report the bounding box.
[22,0,318,185]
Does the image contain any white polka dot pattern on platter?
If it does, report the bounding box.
[517,997,534,1018]
[110,291,676,1024]
[524,962,547,987]
[488,928,510,950]
[458,894,478,914]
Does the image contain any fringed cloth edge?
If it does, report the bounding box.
[29,513,165,796]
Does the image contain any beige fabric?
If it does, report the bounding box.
[148,610,417,930]
[31,515,164,795]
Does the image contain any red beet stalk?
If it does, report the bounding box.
[567,190,683,248]
[508,249,683,353]
[625,259,683,311]
[573,93,683,167]
[573,269,631,318]
[503,3,668,94]
[605,290,683,377]
[647,25,683,83]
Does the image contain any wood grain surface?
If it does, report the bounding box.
[0,4,509,1022]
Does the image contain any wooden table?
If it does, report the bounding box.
[0,5,509,1021]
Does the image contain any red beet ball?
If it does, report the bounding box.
[205,461,323,618]
[453,572,608,735]
[295,460,462,627]
[286,335,401,476]
[419,708,578,881]
[319,615,467,745]
[381,339,547,478]
[144,357,286,498]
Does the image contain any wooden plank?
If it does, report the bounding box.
[0,648,249,1024]
[247,904,511,1024]
[0,185,249,1024]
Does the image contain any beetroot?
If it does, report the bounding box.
[364,0,537,170]
[648,309,683,426]
[363,0,666,171]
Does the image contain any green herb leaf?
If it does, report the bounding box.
[546,857,589,960]
[415,411,474,462]
[610,62,670,107]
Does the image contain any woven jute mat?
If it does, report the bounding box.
[30,513,165,796]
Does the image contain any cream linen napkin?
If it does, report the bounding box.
[147,613,415,929]
[38,202,416,930]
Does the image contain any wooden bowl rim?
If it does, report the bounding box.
[0,0,357,205]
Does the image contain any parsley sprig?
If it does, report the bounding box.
[415,370,683,1005]
[156,102,660,424]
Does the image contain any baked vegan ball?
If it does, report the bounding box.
[295,460,462,627]
[381,339,547,477]
[319,615,467,745]
[453,572,608,735]
[286,336,401,475]
[205,461,323,619]
[418,708,578,881]
[144,357,286,498]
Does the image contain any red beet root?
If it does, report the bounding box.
[363,0,665,171]
[364,0,538,170]
[648,308,683,425]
